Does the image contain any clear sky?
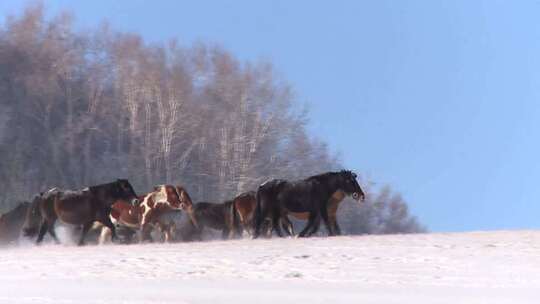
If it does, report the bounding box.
[2,1,539,232]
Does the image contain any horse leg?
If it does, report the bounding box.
[307,215,321,237]
[320,205,335,236]
[78,222,93,246]
[281,216,295,237]
[140,208,155,242]
[140,223,154,243]
[36,221,48,244]
[169,223,176,242]
[330,215,342,236]
[221,228,229,240]
[46,221,60,244]
[334,220,342,235]
[235,225,244,238]
[253,208,264,239]
[299,211,318,237]
[163,225,170,243]
[260,218,270,237]
[271,208,284,237]
[99,226,112,244]
[99,215,117,242]
[230,216,243,239]
[253,191,270,239]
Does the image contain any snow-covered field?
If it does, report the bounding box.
[1,230,539,303]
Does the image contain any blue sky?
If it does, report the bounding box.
[2,1,539,232]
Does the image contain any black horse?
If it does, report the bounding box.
[253,170,365,238]
[26,180,138,246]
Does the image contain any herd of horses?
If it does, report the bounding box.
[0,170,365,246]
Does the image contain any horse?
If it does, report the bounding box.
[0,201,31,245]
[30,179,138,246]
[103,185,196,243]
[186,200,237,240]
[253,170,365,238]
[286,190,350,236]
[182,191,259,240]
[231,190,348,237]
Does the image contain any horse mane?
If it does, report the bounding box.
[306,170,350,182]
[87,180,120,193]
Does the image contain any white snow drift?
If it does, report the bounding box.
[0,230,539,303]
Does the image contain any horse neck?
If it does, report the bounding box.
[313,173,343,198]
[89,182,120,200]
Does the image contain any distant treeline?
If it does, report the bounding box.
[0,4,425,234]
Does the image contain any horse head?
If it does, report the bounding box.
[115,179,139,205]
[339,170,365,202]
[145,185,199,228]
[175,185,198,228]
[148,185,181,210]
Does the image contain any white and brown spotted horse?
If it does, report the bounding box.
[100,185,196,243]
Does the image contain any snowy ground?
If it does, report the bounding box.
[1,230,539,303]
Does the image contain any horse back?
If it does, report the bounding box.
[193,202,231,230]
[277,179,324,212]
[51,190,95,224]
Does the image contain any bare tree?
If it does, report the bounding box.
[0,5,425,235]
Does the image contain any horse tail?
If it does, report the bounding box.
[253,187,263,239]
[231,199,240,237]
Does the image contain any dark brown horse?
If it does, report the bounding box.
[286,190,350,236]
[184,191,259,240]
[253,170,365,238]
[104,185,196,243]
[31,179,138,246]
[186,200,236,240]
[0,201,30,245]
[239,191,348,237]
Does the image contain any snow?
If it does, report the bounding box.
[1,230,539,303]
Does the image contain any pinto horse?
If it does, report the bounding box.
[104,185,196,242]
[29,180,138,246]
[253,170,365,238]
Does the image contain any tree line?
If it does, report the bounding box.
[0,5,425,234]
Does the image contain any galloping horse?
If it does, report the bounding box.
[186,200,236,240]
[253,170,365,238]
[184,191,260,240]
[286,190,351,236]
[0,201,30,245]
[230,190,348,237]
[105,185,196,242]
[28,180,138,246]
